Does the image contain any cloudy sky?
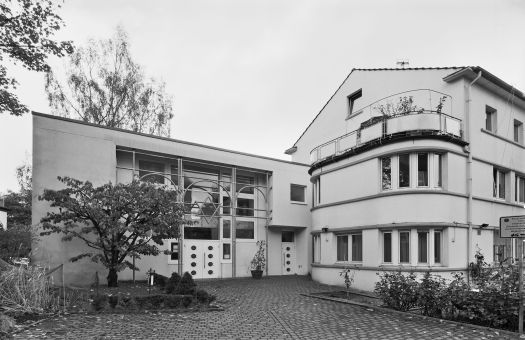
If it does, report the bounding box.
[1,0,524,193]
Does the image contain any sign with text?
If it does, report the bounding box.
[500,216,525,238]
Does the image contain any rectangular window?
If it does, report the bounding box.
[347,89,363,117]
[237,198,254,216]
[313,178,321,206]
[434,231,441,264]
[434,153,442,187]
[223,243,231,260]
[236,220,254,239]
[381,157,392,190]
[282,231,294,242]
[237,175,254,194]
[290,184,306,202]
[383,232,392,263]
[223,220,231,239]
[417,153,428,187]
[139,160,164,184]
[418,231,428,263]
[222,197,231,215]
[485,106,497,132]
[514,120,523,144]
[170,165,179,186]
[516,175,525,203]
[170,242,179,261]
[313,234,321,263]
[399,231,410,263]
[337,235,348,261]
[494,244,505,263]
[493,168,506,199]
[351,234,362,262]
[399,154,410,188]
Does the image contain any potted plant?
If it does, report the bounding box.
[250,240,266,279]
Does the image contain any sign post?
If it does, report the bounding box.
[500,216,525,334]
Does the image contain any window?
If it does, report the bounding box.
[485,106,497,132]
[170,165,179,186]
[399,231,410,263]
[237,198,254,216]
[516,175,525,203]
[434,153,443,187]
[493,168,506,199]
[398,154,410,188]
[383,232,392,263]
[417,153,428,187]
[223,243,231,260]
[381,157,391,190]
[170,242,179,261]
[139,160,164,184]
[347,89,362,117]
[337,235,348,261]
[290,184,306,203]
[313,234,321,263]
[282,231,294,242]
[237,175,254,194]
[417,231,428,263]
[434,230,441,264]
[514,120,523,144]
[494,244,506,263]
[351,234,362,262]
[236,220,254,239]
[223,220,231,238]
[313,178,321,206]
[222,196,231,215]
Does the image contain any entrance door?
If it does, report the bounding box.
[183,240,220,279]
[281,231,297,275]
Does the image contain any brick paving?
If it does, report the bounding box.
[15,275,522,339]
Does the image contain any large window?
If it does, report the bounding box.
[398,154,410,188]
[290,184,306,203]
[485,106,497,132]
[516,175,525,204]
[236,220,255,239]
[351,234,362,262]
[337,235,348,261]
[383,232,392,263]
[381,153,443,190]
[381,157,391,190]
[236,198,254,216]
[493,168,506,199]
[417,153,428,187]
[399,231,410,263]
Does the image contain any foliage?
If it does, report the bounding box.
[39,177,188,287]
[0,228,31,261]
[178,272,196,295]
[3,163,32,228]
[435,96,447,114]
[339,266,356,298]
[0,265,58,314]
[45,26,173,137]
[165,272,182,294]
[152,272,168,287]
[91,294,107,312]
[417,271,447,317]
[250,240,266,271]
[195,289,215,304]
[0,0,73,116]
[374,270,418,311]
[0,313,15,338]
[374,96,423,116]
[469,248,490,284]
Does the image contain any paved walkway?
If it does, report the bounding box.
[15,276,521,339]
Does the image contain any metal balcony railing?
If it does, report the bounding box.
[310,89,462,164]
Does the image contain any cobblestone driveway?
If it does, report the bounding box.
[15,276,521,339]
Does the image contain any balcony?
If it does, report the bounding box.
[310,89,463,165]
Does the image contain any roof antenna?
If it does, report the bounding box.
[396,60,409,68]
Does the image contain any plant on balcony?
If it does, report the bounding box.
[374,96,423,116]
[435,96,447,114]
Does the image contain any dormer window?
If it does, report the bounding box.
[347,89,362,118]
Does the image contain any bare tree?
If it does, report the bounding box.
[45,27,173,137]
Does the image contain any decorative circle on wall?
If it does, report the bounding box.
[208,262,213,267]
[208,254,213,258]
[208,270,213,275]
[191,270,196,275]
[286,261,290,265]
[286,247,290,251]
[286,254,290,258]
[191,245,196,250]
[191,262,196,267]
[208,246,213,250]
[191,254,196,259]
[286,268,291,272]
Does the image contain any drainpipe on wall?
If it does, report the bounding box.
[465,70,482,284]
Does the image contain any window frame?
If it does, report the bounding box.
[417,153,429,187]
[514,119,523,144]
[493,167,507,200]
[485,105,497,132]
[398,153,411,188]
[313,234,321,263]
[290,184,307,204]
[235,218,256,241]
[350,233,363,262]
[347,89,363,118]
[336,235,349,262]
[516,174,525,204]
[381,156,392,191]
[168,240,179,264]
[434,230,442,264]
[399,230,410,264]
[382,231,392,263]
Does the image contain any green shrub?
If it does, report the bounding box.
[152,273,168,287]
[0,313,15,338]
[374,270,418,311]
[171,272,196,295]
[165,272,182,294]
[182,295,193,308]
[91,295,107,311]
[416,271,447,317]
[108,295,119,309]
[0,228,31,262]
[195,289,215,304]
[164,295,182,308]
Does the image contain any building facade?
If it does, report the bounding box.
[285,67,525,290]
[32,113,310,285]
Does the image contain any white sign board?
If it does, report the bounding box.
[500,215,525,238]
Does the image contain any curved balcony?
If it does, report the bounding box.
[310,90,463,165]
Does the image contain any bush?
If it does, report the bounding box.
[417,272,447,317]
[165,272,182,294]
[108,295,119,309]
[0,265,58,315]
[164,295,182,308]
[0,228,31,263]
[195,289,215,304]
[167,272,196,295]
[152,273,168,287]
[0,314,15,338]
[91,295,107,311]
[375,270,418,311]
[182,295,193,308]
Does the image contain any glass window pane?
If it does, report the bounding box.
[418,232,428,263]
[493,168,498,197]
[282,231,294,243]
[237,175,254,194]
[170,165,178,186]
[337,236,348,261]
[237,198,254,216]
[519,177,525,203]
[381,157,391,190]
[223,243,231,260]
[434,231,441,263]
[383,233,392,263]
[499,171,505,199]
[139,160,165,184]
[222,196,231,215]
[171,242,179,261]
[417,153,428,186]
[223,220,231,239]
[399,232,410,263]
[351,234,362,261]
[399,154,410,187]
[290,184,306,202]
[435,154,442,187]
[236,221,254,239]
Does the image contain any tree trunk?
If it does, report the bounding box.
[107,268,118,287]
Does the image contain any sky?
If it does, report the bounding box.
[1,0,524,193]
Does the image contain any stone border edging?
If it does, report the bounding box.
[301,293,521,338]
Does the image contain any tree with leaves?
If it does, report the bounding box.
[39,177,188,286]
[45,27,174,137]
[0,0,73,116]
